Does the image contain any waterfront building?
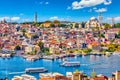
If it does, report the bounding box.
[55,75,71,80]
[113,71,120,80]
[21,74,37,80]
[25,45,34,54]
[91,74,108,80]
[12,74,37,80]
[12,76,23,80]
[72,70,83,80]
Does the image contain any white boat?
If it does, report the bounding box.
[60,61,80,67]
[25,67,48,73]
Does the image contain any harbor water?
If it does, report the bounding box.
[0,55,120,79]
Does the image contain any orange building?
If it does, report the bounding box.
[40,78,55,80]
[41,22,52,27]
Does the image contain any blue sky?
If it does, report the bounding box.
[0,0,120,23]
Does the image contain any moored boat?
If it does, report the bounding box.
[60,61,80,67]
[25,67,48,73]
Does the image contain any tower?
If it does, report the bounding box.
[112,17,115,27]
[10,17,11,24]
[34,12,37,23]
[98,12,103,26]
[72,70,83,80]
[115,71,120,80]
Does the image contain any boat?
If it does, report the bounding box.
[62,58,68,62]
[60,61,80,67]
[25,67,48,73]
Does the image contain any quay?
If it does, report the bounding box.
[22,55,41,61]
[0,53,11,58]
[12,74,37,80]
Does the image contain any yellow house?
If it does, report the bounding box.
[49,47,54,54]
[25,45,34,53]
[26,31,34,39]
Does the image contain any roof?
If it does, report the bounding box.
[90,17,97,20]
[92,77,108,80]
[40,78,55,80]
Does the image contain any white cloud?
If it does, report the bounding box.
[0,16,20,21]
[115,17,120,21]
[95,8,107,12]
[107,17,120,22]
[0,17,10,21]
[93,7,97,10]
[88,9,92,12]
[39,1,49,5]
[49,16,70,21]
[11,17,20,21]
[104,0,112,5]
[22,18,31,22]
[20,13,24,16]
[72,0,112,10]
[45,2,49,5]
[67,6,71,10]
[39,1,43,4]
[50,16,59,20]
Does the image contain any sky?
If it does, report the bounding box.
[0,0,120,23]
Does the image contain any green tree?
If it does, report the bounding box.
[107,44,116,52]
[21,29,26,36]
[37,41,44,52]
[32,35,39,39]
[75,23,79,28]
[80,22,86,28]
[82,49,92,54]
[50,23,55,27]
[98,33,105,38]
[91,71,97,78]
[44,20,52,23]
[33,49,37,55]
[35,23,40,27]
[115,23,120,28]
[0,46,2,50]
[104,23,111,29]
[53,20,60,27]
[15,45,21,50]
